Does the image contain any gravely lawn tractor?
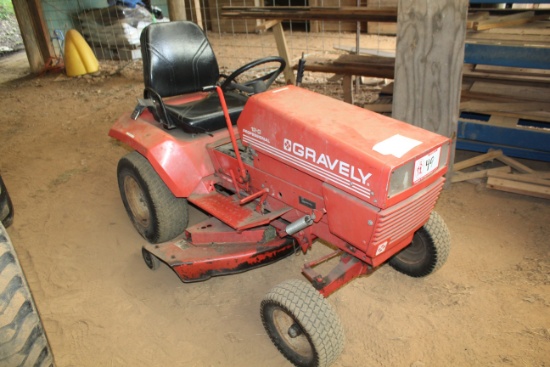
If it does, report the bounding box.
[109,21,451,367]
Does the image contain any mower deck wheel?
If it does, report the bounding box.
[389,211,451,277]
[142,247,161,270]
[117,151,189,244]
[260,279,344,367]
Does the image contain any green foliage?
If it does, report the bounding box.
[0,1,14,20]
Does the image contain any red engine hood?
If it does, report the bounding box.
[238,85,450,208]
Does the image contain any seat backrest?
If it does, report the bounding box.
[141,21,220,98]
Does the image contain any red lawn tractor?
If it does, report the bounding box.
[110,21,451,367]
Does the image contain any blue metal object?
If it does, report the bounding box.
[457,118,550,162]
[460,1,550,160]
[464,43,550,70]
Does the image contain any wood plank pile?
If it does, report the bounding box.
[459,10,550,140]
[361,13,550,123]
[452,150,550,199]
[300,54,395,79]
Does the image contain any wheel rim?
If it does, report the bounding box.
[123,176,150,229]
[395,231,428,265]
[272,307,314,362]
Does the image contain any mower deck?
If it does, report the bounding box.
[143,217,296,282]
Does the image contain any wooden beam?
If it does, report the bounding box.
[393,0,469,184]
[222,6,398,22]
[451,165,510,183]
[297,55,395,79]
[487,171,550,187]
[12,0,55,73]
[30,0,54,61]
[255,19,280,32]
[193,0,203,29]
[167,0,187,21]
[272,22,296,85]
[342,75,354,104]
[364,103,393,113]
[470,11,536,31]
[487,177,550,199]
[453,150,503,171]
[495,154,536,173]
[466,11,490,29]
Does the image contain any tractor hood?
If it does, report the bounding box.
[238,85,450,209]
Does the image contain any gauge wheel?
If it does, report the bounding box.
[117,151,188,244]
[260,279,344,367]
[142,247,161,270]
[389,211,451,277]
[0,224,54,367]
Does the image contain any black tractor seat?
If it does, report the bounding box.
[138,21,244,133]
[137,21,285,134]
[142,87,248,134]
[163,92,248,133]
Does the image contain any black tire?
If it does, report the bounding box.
[260,279,344,367]
[142,247,161,270]
[389,211,451,277]
[0,224,54,367]
[0,174,14,228]
[117,151,189,244]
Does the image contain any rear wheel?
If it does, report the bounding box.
[0,224,54,367]
[389,211,450,277]
[260,279,344,367]
[117,151,189,244]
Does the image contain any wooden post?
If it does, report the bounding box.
[343,75,354,104]
[12,0,55,74]
[272,22,296,85]
[392,0,468,181]
[193,0,204,29]
[167,0,187,21]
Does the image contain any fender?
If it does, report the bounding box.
[109,111,229,197]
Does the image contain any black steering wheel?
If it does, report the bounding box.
[220,56,286,94]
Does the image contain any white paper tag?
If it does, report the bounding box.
[373,134,422,158]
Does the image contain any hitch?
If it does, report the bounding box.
[302,251,371,297]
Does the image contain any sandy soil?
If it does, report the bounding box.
[0,49,549,367]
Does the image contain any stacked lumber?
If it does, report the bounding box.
[466,10,547,32]
[462,10,550,122]
[452,150,550,199]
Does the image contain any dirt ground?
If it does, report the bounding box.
[0,49,549,367]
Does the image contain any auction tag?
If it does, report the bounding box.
[413,147,441,183]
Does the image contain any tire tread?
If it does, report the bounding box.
[261,279,344,367]
[0,226,54,367]
[389,211,451,277]
[117,151,188,243]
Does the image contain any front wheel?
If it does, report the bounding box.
[117,151,188,244]
[389,211,451,277]
[260,280,344,367]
